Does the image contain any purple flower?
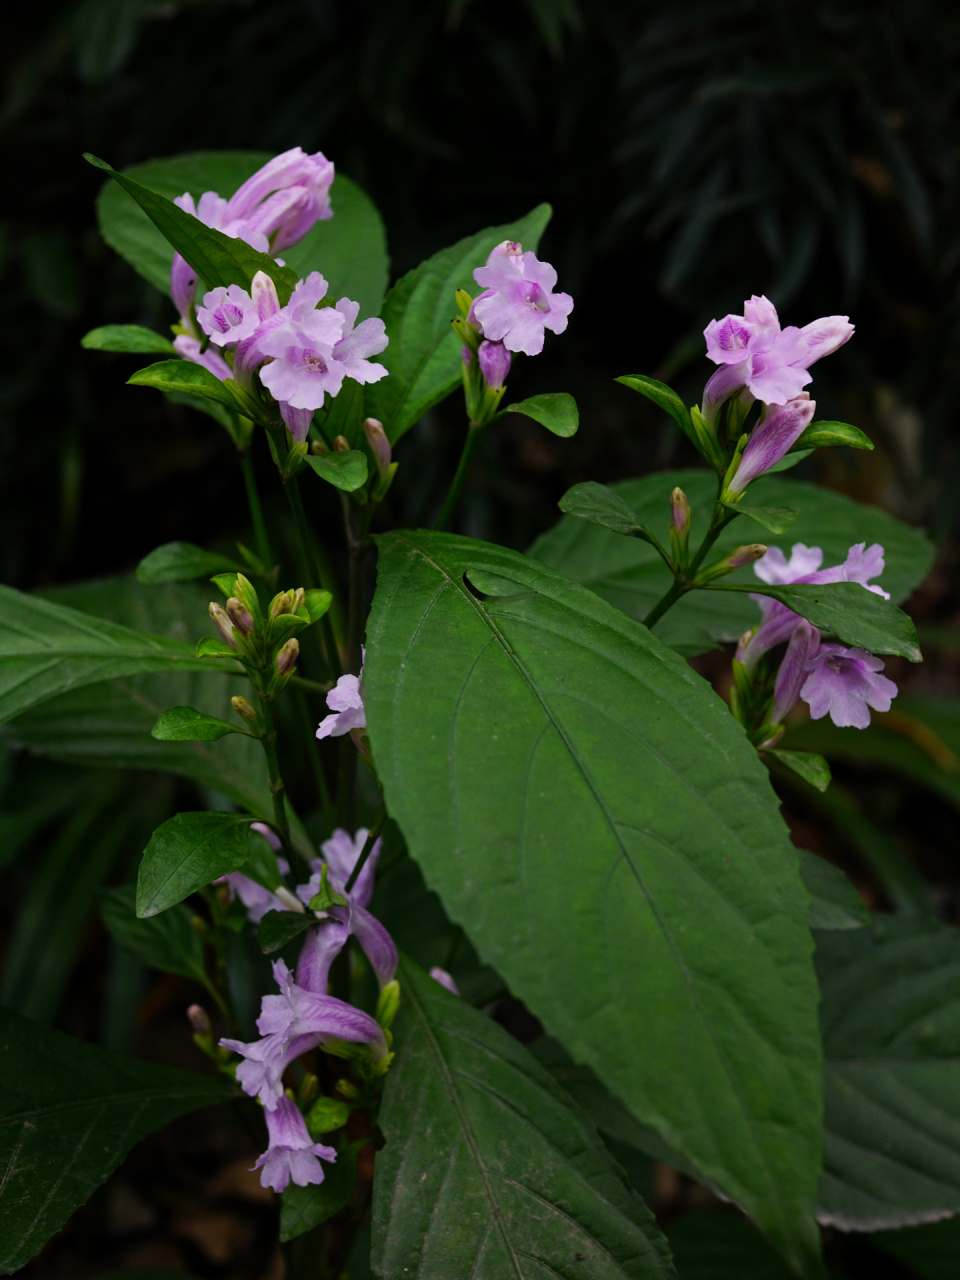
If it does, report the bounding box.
[221,958,386,1109]
[801,644,898,729]
[429,966,459,995]
[280,401,314,443]
[330,299,389,385]
[226,148,335,250]
[727,395,816,493]
[197,284,260,348]
[173,334,231,382]
[477,339,511,390]
[252,1095,337,1193]
[702,295,854,420]
[296,828,397,988]
[169,192,270,322]
[772,621,819,724]
[317,656,365,739]
[471,242,573,357]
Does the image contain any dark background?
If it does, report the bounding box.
[3,2,960,1276]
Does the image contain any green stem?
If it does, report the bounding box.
[435,421,483,532]
[283,473,341,677]
[641,577,689,630]
[239,448,274,572]
[344,809,387,895]
[640,496,733,629]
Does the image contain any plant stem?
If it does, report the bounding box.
[283,473,341,677]
[344,809,387,894]
[435,421,483,532]
[239,448,274,572]
[641,577,689,629]
[640,500,732,629]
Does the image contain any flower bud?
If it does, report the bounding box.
[276,637,300,675]
[208,602,237,648]
[226,597,254,635]
[333,435,350,453]
[477,339,511,391]
[696,544,768,585]
[231,695,258,725]
[376,979,402,1030]
[363,418,392,476]
[270,590,294,617]
[670,487,690,538]
[187,1003,211,1036]
[290,587,305,615]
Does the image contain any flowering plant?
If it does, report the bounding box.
[0,150,948,1280]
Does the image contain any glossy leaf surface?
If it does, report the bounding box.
[365,205,551,443]
[372,958,676,1280]
[137,812,254,917]
[503,391,579,437]
[81,324,175,353]
[366,531,823,1270]
[739,582,920,661]
[304,449,368,492]
[0,1007,232,1273]
[151,705,241,742]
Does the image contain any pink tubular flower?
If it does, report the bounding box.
[702,294,853,420]
[226,148,335,250]
[801,644,898,729]
[253,1095,337,1193]
[296,828,397,988]
[727,395,816,493]
[471,242,573,357]
[173,334,231,382]
[772,621,820,724]
[331,299,389,385]
[197,284,260,347]
[317,655,365,739]
[477,339,511,390]
[280,401,314,443]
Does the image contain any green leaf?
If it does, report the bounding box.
[257,908,312,954]
[530,469,934,657]
[722,503,798,535]
[280,1141,361,1242]
[0,579,307,849]
[817,916,960,1229]
[0,581,235,725]
[81,324,175,354]
[667,1211,793,1280]
[100,885,209,984]
[874,1217,960,1280]
[0,1005,233,1272]
[366,532,823,1272]
[365,205,552,444]
[304,449,368,492]
[559,481,657,539]
[796,849,869,931]
[503,391,579,437]
[372,957,676,1279]
[136,811,254,918]
[767,749,832,793]
[792,420,874,453]
[128,359,247,413]
[137,540,243,585]
[305,1096,352,1135]
[767,449,813,473]
[739,581,921,661]
[95,152,387,316]
[86,153,299,302]
[151,705,242,742]
[617,374,698,448]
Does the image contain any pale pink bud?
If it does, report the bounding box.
[276,637,300,675]
[477,339,511,390]
[187,1003,211,1036]
[226,597,254,634]
[670,487,690,537]
[209,602,238,648]
[363,417,392,476]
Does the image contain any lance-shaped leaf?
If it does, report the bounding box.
[559,481,661,542]
[617,374,698,449]
[791,421,874,452]
[726,581,921,661]
[95,152,388,317]
[81,324,175,354]
[767,749,832,794]
[531,469,934,657]
[136,812,255,917]
[372,957,677,1280]
[85,153,299,302]
[365,205,552,444]
[721,502,798,535]
[304,449,368,492]
[127,359,252,416]
[151,705,244,742]
[817,916,960,1230]
[0,582,236,725]
[258,909,313,955]
[100,885,211,985]
[503,391,579,437]
[0,1006,233,1273]
[136,541,244,585]
[366,532,824,1273]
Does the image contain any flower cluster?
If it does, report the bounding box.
[221,827,396,1191]
[740,542,898,731]
[700,295,853,491]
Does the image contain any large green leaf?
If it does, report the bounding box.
[366,531,823,1273]
[0,1006,233,1273]
[0,581,235,725]
[530,470,933,656]
[0,579,287,829]
[817,916,960,1230]
[136,811,253,917]
[100,885,211,985]
[364,205,552,444]
[95,151,388,316]
[372,958,676,1280]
